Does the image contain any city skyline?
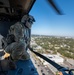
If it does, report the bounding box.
[30,0,74,37]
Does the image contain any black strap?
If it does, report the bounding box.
[0,61,8,75]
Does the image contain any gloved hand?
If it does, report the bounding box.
[3,52,10,59]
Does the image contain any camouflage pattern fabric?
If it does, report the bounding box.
[2,15,35,61]
[5,41,30,61]
[6,34,15,45]
[21,15,35,49]
[1,34,15,49]
[4,22,30,61]
[9,22,25,42]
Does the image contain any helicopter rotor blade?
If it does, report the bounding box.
[47,0,63,15]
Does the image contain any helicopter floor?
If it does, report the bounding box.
[7,59,38,75]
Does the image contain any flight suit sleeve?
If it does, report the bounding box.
[3,45,11,59]
[5,44,12,54]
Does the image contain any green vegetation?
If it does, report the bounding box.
[34,36,74,59]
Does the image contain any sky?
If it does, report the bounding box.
[30,0,74,37]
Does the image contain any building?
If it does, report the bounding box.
[36,54,64,74]
[43,54,64,64]
[37,54,64,65]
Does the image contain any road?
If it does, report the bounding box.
[63,60,74,69]
[29,51,54,75]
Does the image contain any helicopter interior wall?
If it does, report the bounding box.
[0,21,17,37]
[9,0,36,14]
[0,0,10,7]
[0,0,10,13]
[9,0,30,9]
[0,0,36,18]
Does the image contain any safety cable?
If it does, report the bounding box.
[29,47,71,75]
